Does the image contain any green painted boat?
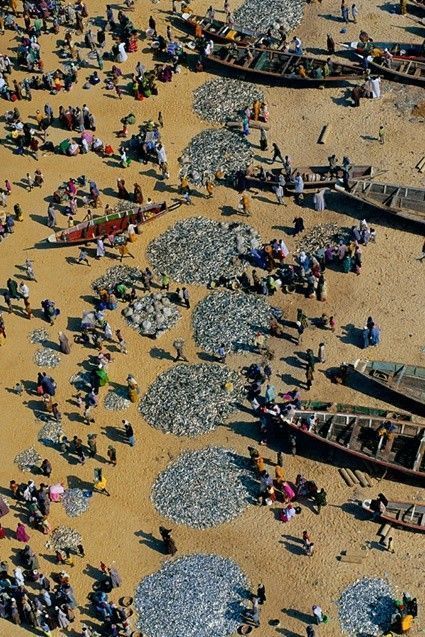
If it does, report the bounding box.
[353,359,425,408]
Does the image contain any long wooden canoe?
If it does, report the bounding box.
[409,0,425,14]
[335,180,425,226]
[179,12,259,46]
[365,55,425,86]
[245,165,374,192]
[47,201,168,245]
[353,359,425,409]
[362,498,425,532]
[348,40,425,61]
[282,404,425,480]
[207,44,365,85]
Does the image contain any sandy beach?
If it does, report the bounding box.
[0,0,424,635]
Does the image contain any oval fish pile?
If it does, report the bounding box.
[38,419,64,444]
[193,290,271,354]
[92,265,143,292]
[296,223,349,254]
[140,364,244,437]
[179,129,252,185]
[14,447,42,472]
[33,347,61,368]
[122,293,181,338]
[193,78,264,124]
[151,447,255,528]
[28,328,50,344]
[134,554,248,637]
[104,387,131,411]
[147,217,260,285]
[62,489,90,518]
[50,526,83,550]
[234,0,306,34]
[338,577,394,636]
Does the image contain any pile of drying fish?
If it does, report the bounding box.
[28,328,49,344]
[38,419,64,445]
[234,0,305,34]
[179,129,252,185]
[104,387,130,411]
[33,347,61,368]
[193,78,263,124]
[92,265,143,292]
[147,217,260,285]
[135,554,248,637]
[296,223,349,254]
[50,526,83,551]
[14,447,42,472]
[140,364,244,437]
[123,293,181,338]
[338,578,394,636]
[193,290,271,354]
[151,447,255,528]
[62,489,90,518]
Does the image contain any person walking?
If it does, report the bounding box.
[318,342,326,363]
[87,433,97,458]
[182,287,190,309]
[314,488,327,514]
[274,183,285,205]
[378,125,385,144]
[351,3,359,22]
[77,248,90,266]
[123,419,135,446]
[173,339,188,362]
[271,143,284,163]
[107,446,117,466]
[305,364,314,390]
[93,469,110,496]
[115,329,128,354]
[217,344,226,363]
[257,583,266,604]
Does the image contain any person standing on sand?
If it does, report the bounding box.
[271,143,284,164]
[378,125,385,144]
[306,626,316,637]
[318,342,326,363]
[173,338,188,362]
[416,239,425,261]
[123,419,135,446]
[314,488,327,514]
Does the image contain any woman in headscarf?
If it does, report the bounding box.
[58,331,71,354]
[133,183,143,204]
[15,522,30,542]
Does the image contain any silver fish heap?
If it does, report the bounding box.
[50,525,83,550]
[192,290,271,354]
[122,293,181,338]
[179,129,252,185]
[140,363,245,437]
[147,217,260,285]
[92,265,144,292]
[151,447,256,528]
[338,577,394,636]
[33,347,61,368]
[296,223,349,254]
[234,0,306,35]
[104,387,131,411]
[14,447,42,472]
[193,78,263,124]
[134,554,248,637]
[28,328,50,344]
[38,419,64,445]
[62,489,90,518]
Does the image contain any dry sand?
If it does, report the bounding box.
[0,0,425,635]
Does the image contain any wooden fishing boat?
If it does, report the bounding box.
[352,359,425,409]
[283,403,425,480]
[245,165,374,192]
[179,12,259,46]
[347,40,425,61]
[47,201,168,245]
[362,497,425,532]
[335,180,425,226]
[365,55,425,86]
[207,44,365,85]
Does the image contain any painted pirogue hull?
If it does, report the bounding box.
[335,181,425,227]
[352,359,425,411]
[207,45,364,86]
[47,202,168,245]
[179,13,258,46]
[367,56,425,86]
[283,405,425,480]
[362,499,425,532]
[349,40,425,61]
[245,165,373,192]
